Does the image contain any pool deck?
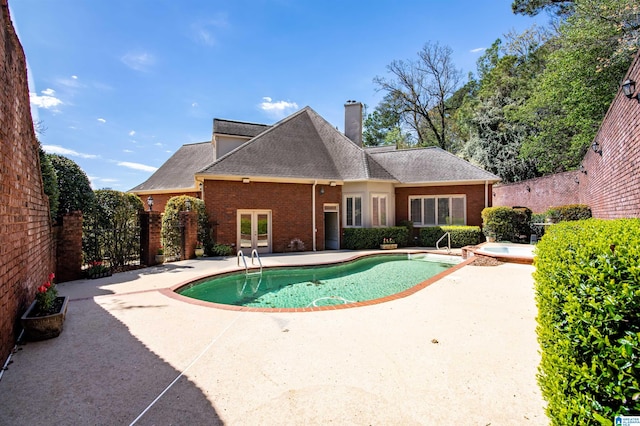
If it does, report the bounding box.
[0,249,547,425]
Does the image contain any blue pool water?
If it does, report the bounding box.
[177,254,459,309]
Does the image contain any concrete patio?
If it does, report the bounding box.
[0,251,547,425]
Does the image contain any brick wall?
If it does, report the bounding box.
[204,180,341,252]
[493,171,582,213]
[395,184,491,228]
[55,212,83,282]
[140,211,162,266]
[0,1,55,362]
[493,50,640,219]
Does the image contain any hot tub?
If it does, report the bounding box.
[473,243,535,264]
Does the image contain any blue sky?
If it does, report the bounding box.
[10,1,545,191]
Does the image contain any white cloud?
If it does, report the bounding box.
[259,97,299,119]
[470,47,486,53]
[192,102,198,107]
[121,51,155,71]
[29,89,63,109]
[117,161,158,172]
[42,144,98,159]
[154,142,163,147]
[71,75,78,79]
[100,178,118,183]
[123,149,133,153]
[191,15,228,46]
[128,130,136,136]
[97,118,106,123]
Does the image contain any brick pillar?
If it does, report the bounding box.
[56,212,83,283]
[180,211,198,260]
[140,211,162,266]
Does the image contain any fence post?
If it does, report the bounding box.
[56,211,83,282]
[179,211,198,260]
[140,211,162,266]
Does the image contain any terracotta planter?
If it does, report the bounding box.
[21,296,69,341]
[380,243,398,250]
[195,248,204,257]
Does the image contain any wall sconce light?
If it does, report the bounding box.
[492,192,496,197]
[199,182,203,191]
[242,177,250,184]
[185,199,191,211]
[526,185,531,192]
[146,195,153,212]
[319,187,325,195]
[591,140,602,155]
[621,78,639,102]
[329,181,337,187]
[579,164,587,174]
[574,177,580,184]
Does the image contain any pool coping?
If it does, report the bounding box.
[161,251,474,312]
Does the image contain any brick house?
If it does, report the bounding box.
[130,102,499,252]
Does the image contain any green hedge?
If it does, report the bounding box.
[342,227,409,250]
[481,206,516,241]
[546,204,592,223]
[419,226,482,247]
[161,196,210,258]
[534,219,640,424]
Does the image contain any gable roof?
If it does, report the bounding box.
[130,107,500,192]
[369,147,499,183]
[213,119,270,137]
[199,107,391,181]
[129,142,213,192]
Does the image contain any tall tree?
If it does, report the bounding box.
[373,41,462,151]
[362,94,410,147]
[518,0,639,173]
[512,0,575,16]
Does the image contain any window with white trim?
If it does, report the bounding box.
[371,194,387,227]
[345,195,362,227]
[409,195,466,226]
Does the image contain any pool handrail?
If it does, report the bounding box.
[436,232,451,254]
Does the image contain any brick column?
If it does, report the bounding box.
[140,211,162,266]
[56,212,83,283]
[180,211,198,260]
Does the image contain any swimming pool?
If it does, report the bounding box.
[473,243,535,264]
[176,253,461,310]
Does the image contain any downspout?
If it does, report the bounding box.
[485,180,489,208]
[312,180,317,251]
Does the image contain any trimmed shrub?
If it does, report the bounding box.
[161,196,210,258]
[48,154,95,219]
[512,206,532,243]
[342,227,409,250]
[534,219,640,423]
[546,204,592,223]
[481,206,515,241]
[83,190,143,267]
[419,226,482,247]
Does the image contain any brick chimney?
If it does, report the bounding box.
[344,100,363,146]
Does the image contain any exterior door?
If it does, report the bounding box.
[324,204,340,250]
[237,210,271,253]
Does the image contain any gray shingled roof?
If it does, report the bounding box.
[130,108,499,192]
[129,142,213,192]
[213,119,270,137]
[369,147,500,183]
[200,107,374,180]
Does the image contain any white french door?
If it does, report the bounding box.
[237,210,271,253]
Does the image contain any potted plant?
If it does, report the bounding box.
[380,238,397,250]
[194,241,204,257]
[86,260,111,279]
[155,247,165,264]
[21,273,69,341]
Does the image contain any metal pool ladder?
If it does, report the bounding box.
[436,232,451,254]
[237,249,263,276]
[237,250,263,295]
